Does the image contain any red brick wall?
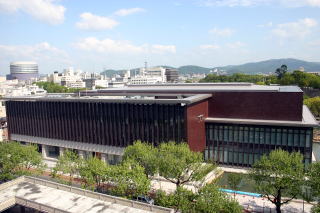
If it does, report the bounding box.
[208,92,303,121]
[186,100,208,152]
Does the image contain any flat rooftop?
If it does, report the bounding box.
[95,83,302,93]
[0,176,173,213]
[206,105,319,127]
[3,94,212,105]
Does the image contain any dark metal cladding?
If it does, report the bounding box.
[6,101,186,147]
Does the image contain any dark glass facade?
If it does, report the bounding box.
[6,101,186,147]
[205,123,312,167]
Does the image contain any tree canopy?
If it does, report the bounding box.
[35,82,86,93]
[0,142,45,181]
[250,149,305,213]
[124,141,216,189]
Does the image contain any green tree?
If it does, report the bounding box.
[54,149,81,185]
[250,149,305,213]
[0,142,45,181]
[227,173,242,199]
[158,142,215,189]
[275,64,288,79]
[304,96,320,117]
[108,160,150,198]
[122,141,158,176]
[35,82,86,93]
[195,184,242,213]
[79,157,109,191]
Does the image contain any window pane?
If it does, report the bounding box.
[282,129,287,146]
[288,129,293,146]
[271,129,276,144]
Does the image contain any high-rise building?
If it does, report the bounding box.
[7,61,39,81]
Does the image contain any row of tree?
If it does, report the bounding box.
[200,68,320,89]
[35,82,86,93]
[2,141,320,212]
[50,141,241,212]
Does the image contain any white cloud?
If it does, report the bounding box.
[0,42,71,73]
[308,40,320,46]
[227,41,246,48]
[200,44,220,49]
[76,13,118,31]
[0,0,65,25]
[272,18,317,39]
[73,37,145,53]
[151,45,176,53]
[73,37,176,54]
[199,0,320,7]
[258,21,273,27]
[114,8,145,16]
[209,28,235,37]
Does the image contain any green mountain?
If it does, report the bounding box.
[100,58,320,76]
[216,58,320,74]
[177,65,211,74]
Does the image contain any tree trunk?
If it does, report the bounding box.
[275,189,282,213]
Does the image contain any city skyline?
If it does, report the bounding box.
[0,0,320,74]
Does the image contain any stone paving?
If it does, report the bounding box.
[0,180,153,213]
[235,193,314,213]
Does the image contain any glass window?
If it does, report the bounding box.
[214,150,218,161]
[239,153,243,164]
[288,129,293,146]
[228,126,233,141]
[306,130,311,148]
[249,128,254,143]
[244,153,248,165]
[299,130,306,147]
[209,128,213,140]
[282,129,288,146]
[254,154,260,164]
[214,127,218,141]
[224,150,228,163]
[233,152,238,164]
[228,151,233,164]
[219,126,223,141]
[265,128,271,145]
[224,126,228,142]
[255,128,260,143]
[249,153,254,165]
[259,128,265,144]
[244,127,249,143]
[234,127,239,142]
[294,130,299,147]
[276,129,282,145]
[47,146,60,158]
[271,129,276,144]
[239,127,243,142]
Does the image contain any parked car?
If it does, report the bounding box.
[135,195,154,205]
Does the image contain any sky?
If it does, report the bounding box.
[0,0,320,74]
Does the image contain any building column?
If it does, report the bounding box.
[78,150,85,159]
[42,145,48,158]
[101,153,107,163]
[59,147,65,157]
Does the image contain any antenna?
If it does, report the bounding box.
[144,61,148,71]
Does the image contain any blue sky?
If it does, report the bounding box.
[0,0,320,74]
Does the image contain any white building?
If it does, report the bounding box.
[129,66,167,85]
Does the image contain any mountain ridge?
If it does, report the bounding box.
[100,58,320,76]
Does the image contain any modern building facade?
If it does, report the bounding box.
[4,83,318,167]
[6,61,39,81]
